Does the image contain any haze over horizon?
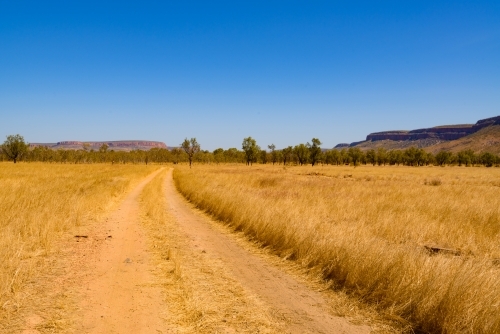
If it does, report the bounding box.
[1,1,499,150]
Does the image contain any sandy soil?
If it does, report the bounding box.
[75,168,167,333]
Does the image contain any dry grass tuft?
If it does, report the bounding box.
[173,164,500,333]
[0,162,158,331]
[425,178,442,186]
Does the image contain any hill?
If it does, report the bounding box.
[427,125,500,154]
[336,115,500,153]
[29,140,167,151]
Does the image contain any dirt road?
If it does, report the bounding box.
[76,168,166,333]
[71,168,370,333]
[163,169,370,334]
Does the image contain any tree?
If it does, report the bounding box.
[2,134,29,163]
[457,149,475,167]
[181,138,201,168]
[348,147,364,166]
[224,148,243,163]
[259,149,268,164]
[268,144,278,165]
[294,144,310,165]
[281,146,293,165]
[435,151,452,166]
[388,150,403,166]
[376,147,388,166]
[480,152,495,167]
[340,148,350,165]
[366,149,376,165]
[99,143,109,153]
[308,138,322,166]
[213,148,224,164]
[404,147,427,166]
[330,149,342,165]
[171,147,184,164]
[242,137,260,165]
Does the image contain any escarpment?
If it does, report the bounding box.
[366,116,500,142]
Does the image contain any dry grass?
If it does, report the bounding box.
[140,169,285,332]
[139,169,284,333]
[0,162,159,330]
[174,164,500,333]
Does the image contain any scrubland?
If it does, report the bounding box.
[174,164,500,333]
[0,163,158,327]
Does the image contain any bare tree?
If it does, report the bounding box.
[181,138,200,168]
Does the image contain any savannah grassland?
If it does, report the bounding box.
[0,163,159,331]
[174,164,500,333]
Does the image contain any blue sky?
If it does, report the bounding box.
[1,1,499,150]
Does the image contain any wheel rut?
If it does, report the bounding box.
[165,169,370,334]
[76,168,167,334]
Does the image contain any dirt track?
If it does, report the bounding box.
[76,168,166,333]
[72,168,370,333]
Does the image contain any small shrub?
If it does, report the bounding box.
[425,178,442,186]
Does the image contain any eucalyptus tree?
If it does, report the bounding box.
[181,138,200,168]
[259,149,268,164]
[457,149,475,167]
[281,146,294,165]
[376,147,388,165]
[242,137,260,166]
[347,147,364,166]
[366,149,376,165]
[213,148,224,164]
[2,134,29,163]
[294,144,310,166]
[268,144,278,165]
[388,150,403,166]
[308,138,322,166]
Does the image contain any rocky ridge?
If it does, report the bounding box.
[30,140,167,151]
[335,115,500,148]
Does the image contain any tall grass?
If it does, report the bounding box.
[0,162,158,326]
[174,165,500,333]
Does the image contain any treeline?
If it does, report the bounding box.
[264,146,498,167]
[1,134,499,167]
[0,145,217,165]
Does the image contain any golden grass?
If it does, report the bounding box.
[0,162,159,330]
[139,169,284,333]
[174,164,500,333]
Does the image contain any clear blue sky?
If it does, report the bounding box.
[1,1,499,150]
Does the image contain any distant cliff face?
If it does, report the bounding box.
[365,116,500,142]
[30,140,168,151]
[56,140,167,149]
